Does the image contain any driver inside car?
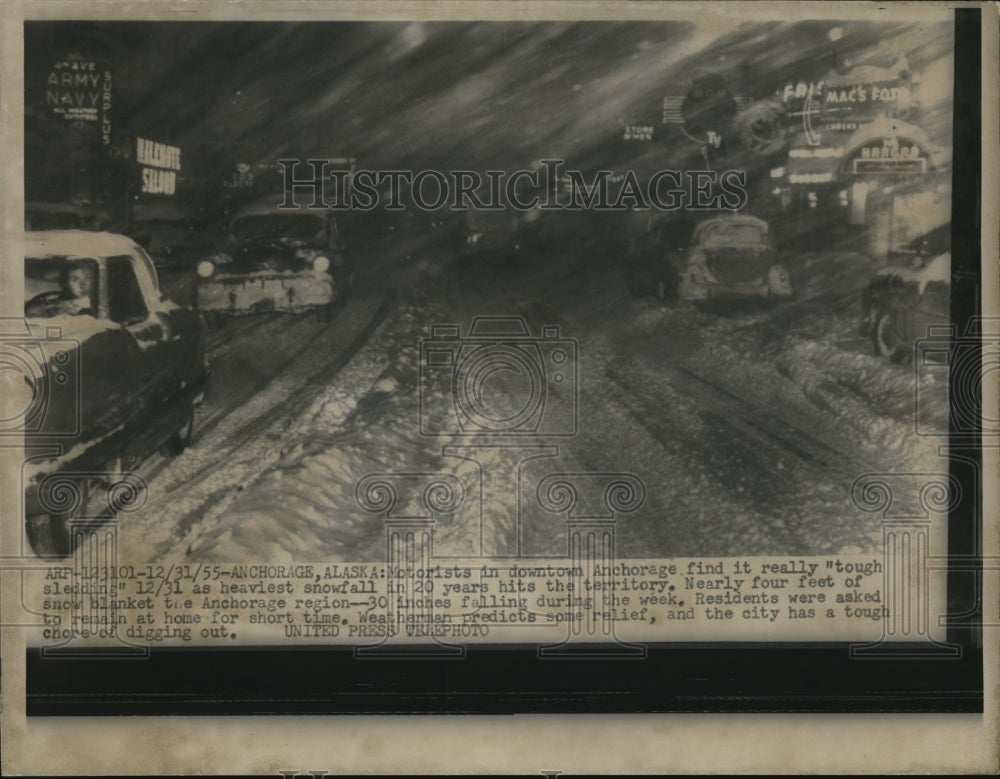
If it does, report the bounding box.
[26,265,95,317]
[59,266,94,314]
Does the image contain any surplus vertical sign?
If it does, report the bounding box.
[46,59,112,141]
[136,137,182,195]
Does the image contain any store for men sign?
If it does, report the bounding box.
[137,137,182,195]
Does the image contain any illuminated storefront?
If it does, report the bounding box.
[768,55,949,259]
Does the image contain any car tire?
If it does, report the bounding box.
[26,512,73,559]
[26,475,98,559]
[873,308,909,362]
[25,473,91,561]
[160,401,194,457]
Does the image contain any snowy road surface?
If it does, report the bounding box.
[118,243,948,563]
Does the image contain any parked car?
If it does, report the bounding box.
[195,195,346,326]
[862,225,950,361]
[25,201,113,232]
[677,214,793,303]
[21,230,210,558]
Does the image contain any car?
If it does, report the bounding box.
[677,214,793,303]
[20,230,210,558]
[195,195,346,325]
[626,217,695,300]
[861,225,950,361]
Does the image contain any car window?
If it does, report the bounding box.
[907,225,951,257]
[24,256,99,318]
[702,224,765,248]
[127,246,167,307]
[107,255,149,325]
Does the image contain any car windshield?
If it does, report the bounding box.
[231,214,325,243]
[25,256,100,318]
[902,224,951,256]
[702,223,766,248]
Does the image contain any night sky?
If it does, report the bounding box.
[25,18,954,180]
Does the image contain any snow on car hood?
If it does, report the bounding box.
[871,252,950,294]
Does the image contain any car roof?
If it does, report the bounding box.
[693,214,769,240]
[695,214,768,230]
[25,230,142,258]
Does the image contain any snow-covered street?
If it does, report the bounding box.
[118,239,948,563]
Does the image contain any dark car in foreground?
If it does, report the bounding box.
[195,196,346,325]
[20,230,209,557]
[861,224,950,361]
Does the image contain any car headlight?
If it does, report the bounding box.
[312,255,331,273]
[197,260,216,278]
